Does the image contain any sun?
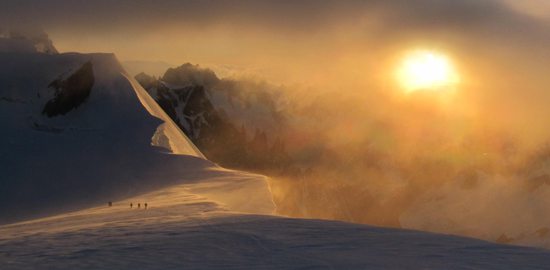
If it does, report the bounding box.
[396,50,460,93]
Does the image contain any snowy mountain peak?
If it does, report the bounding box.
[0,27,58,54]
[162,63,220,87]
[0,51,209,223]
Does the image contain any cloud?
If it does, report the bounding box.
[1,0,547,36]
[1,0,548,90]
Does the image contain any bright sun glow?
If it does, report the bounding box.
[397,50,460,93]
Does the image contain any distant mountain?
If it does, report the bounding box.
[136,63,290,170]
[122,60,173,77]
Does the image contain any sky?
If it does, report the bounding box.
[1,0,548,82]
[2,0,549,141]
[0,1,549,123]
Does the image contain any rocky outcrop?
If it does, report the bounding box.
[43,62,94,117]
[162,63,219,87]
[134,72,156,89]
[136,64,290,170]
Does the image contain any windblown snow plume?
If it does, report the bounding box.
[0,27,57,54]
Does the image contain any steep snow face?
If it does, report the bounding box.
[0,52,264,224]
[136,64,288,169]
[126,73,205,157]
[1,179,549,270]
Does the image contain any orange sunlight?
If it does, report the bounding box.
[396,50,460,93]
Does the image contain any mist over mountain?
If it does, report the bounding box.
[123,60,173,77]
[136,63,290,170]
[2,0,550,267]
[133,59,550,249]
[0,28,57,54]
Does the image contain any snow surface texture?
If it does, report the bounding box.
[2,179,550,270]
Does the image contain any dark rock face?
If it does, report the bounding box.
[136,67,290,171]
[162,63,219,87]
[146,79,252,168]
[153,82,219,138]
[134,72,156,89]
[43,62,94,117]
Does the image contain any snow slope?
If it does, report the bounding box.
[0,51,260,224]
[127,72,205,157]
[1,178,550,270]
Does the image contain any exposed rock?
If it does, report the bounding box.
[136,66,290,170]
[135,72,156,89]
[162,63,220,87]
[43,62,95,117]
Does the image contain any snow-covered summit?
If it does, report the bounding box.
[0,28,58,54]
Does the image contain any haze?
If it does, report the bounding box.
[3,0,550,248]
